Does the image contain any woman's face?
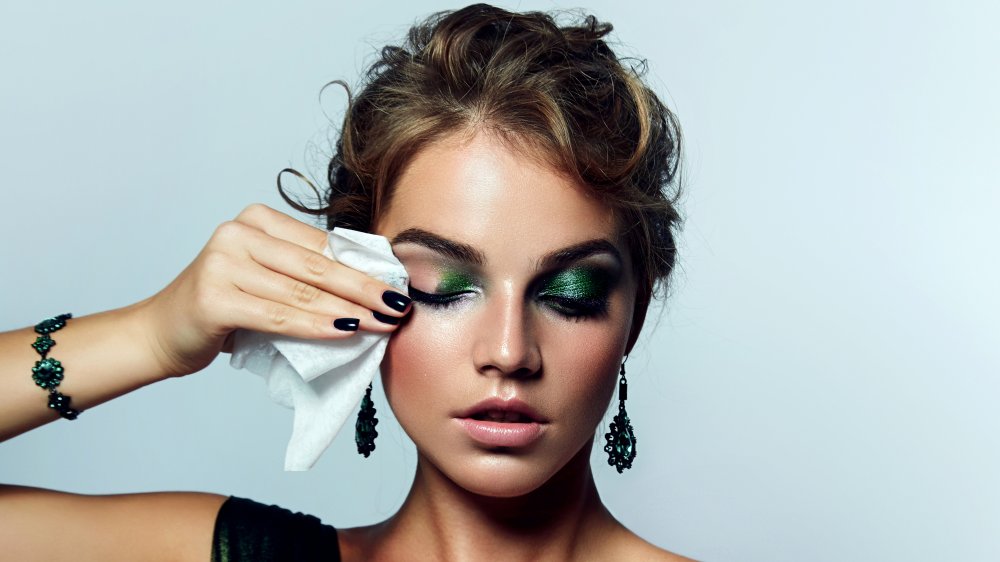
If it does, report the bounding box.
[376,130,639,498]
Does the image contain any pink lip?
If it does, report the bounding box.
[456,419,545,448]
[453,397,548,448]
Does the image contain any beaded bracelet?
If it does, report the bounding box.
[30,313,82,420]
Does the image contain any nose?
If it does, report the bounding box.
[472,283,541,379]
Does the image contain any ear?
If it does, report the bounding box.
[624,281,652,356]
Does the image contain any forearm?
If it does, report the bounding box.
[0,300,172,441]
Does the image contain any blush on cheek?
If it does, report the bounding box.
[540,320,627,424]
[380,308,472,429]
[382,321,431,394]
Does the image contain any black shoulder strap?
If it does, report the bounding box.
[211,496,341,562]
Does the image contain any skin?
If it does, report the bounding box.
[335,130,689,561]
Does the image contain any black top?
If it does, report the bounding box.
[211,496,342,562]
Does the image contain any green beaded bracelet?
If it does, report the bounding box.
[31,313,81,420]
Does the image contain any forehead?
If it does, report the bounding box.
[376,131,620,262]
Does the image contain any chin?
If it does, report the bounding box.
[445,455,562,498]
[421,436,595,500]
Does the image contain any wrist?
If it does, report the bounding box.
[125,295,220,380]
[116,298,187,382]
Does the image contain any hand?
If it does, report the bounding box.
[136,204,410,378]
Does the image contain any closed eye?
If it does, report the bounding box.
[533,265,616,320]
[538,294,609,320]
[408,285,474,308]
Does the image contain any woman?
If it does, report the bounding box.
[0,4,688,560]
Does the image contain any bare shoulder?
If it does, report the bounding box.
[622,537,697,561]
[0,484,228,562]
[609,524,698,562]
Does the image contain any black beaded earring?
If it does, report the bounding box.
[604,357,637,473]
[355,383,379,458]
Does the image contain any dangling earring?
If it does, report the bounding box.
[355,382,379,458]
[604,356,637,473]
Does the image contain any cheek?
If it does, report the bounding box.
[539,319,628,425]
[380,308,471,427]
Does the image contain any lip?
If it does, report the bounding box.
[454,397,549,423]
[456,418,545,448]
[453,397,549,449]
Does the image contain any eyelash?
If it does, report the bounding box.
[538,295,609,320]
[408,286,470,310]
[408,286,609,320]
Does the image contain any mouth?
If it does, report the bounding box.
[469,410,536,423]
[454,397,549,447]
[455,397,548,424]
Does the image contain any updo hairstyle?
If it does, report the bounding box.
[281,3,683,301]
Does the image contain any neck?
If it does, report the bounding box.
[368,443,620,561]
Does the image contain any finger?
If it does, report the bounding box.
[217,221,411,320]
[233,203,329,253]
[225,289,364,341]
[229,260,400,334]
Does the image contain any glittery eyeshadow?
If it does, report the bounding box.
[435,269,477,293]
[540,267,610,300]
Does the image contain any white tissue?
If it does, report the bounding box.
[229,228,408,470]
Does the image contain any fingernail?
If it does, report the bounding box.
[382,290,411,312]
[333,318,360,331]
[372,310,400,325]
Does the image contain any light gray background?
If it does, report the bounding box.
[1,1,998,560]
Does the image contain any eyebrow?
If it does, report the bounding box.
[538,239,623,270]
[390,228,622,269]
[391,228,486,265]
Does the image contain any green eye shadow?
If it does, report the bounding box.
[539,267,611,300]
[435,269,477,293]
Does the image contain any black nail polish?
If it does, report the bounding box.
[333,318,360,331]
[382,290,411,312]
[372,311,400,325]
